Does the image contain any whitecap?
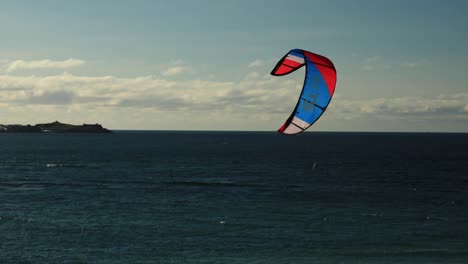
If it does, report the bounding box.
[46,163,64,168]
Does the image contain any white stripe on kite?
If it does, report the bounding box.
[286,55,305,64]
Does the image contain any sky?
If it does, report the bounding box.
[1,0,467,132]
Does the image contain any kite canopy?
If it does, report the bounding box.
[271,49,336,135]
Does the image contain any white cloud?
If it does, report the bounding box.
[169,59,185,65]
[1,70,466,131]
[248,59,264,68]
[161,66,192,76]
[159,59,193,76]
[0,72,300,117]
[247,58,279,69]
[5,59,85,72]
[244,71,259,80]
[361,56,429,72]
[329,94,468,120]
[2,72,466,120]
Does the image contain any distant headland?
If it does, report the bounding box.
[0,121,112,133]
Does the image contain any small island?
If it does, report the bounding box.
[0,121,112,133]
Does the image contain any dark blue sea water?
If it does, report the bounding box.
[0,131,467,263]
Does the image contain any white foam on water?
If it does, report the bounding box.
[46,163,64,168]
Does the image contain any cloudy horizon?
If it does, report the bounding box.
[1,0,467,132]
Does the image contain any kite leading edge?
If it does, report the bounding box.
[271,49,336,135]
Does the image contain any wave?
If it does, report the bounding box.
[46,163,64,168]
[45,163,90,168]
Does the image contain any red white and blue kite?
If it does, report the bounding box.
[271,49,336,135]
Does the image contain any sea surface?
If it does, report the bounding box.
[0,131,467,264]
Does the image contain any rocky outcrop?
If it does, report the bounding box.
[0,121,112,133]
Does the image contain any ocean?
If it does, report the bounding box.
[0,131,467,263]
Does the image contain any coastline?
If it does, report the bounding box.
[0,121,112,133]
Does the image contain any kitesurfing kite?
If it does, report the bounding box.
[271,49,336,135]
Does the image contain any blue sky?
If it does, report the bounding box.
[1,0,467,131]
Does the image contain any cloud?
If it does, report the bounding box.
[161,66,192,76]
[0,72,298,115]
[1,71,466,131]
[360,55,429,72]
[168,59,185,65]
[365,56,381,63]
[330,94,468,120]
[5,59,85,72]
[248,59,264,68]
[244,71,259,79]
[29,90,75,105]
[400,59,428,69]
[363,56,382,71]
[247,58,281,70]
[159,59,194,76]
[3,72,466,119]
